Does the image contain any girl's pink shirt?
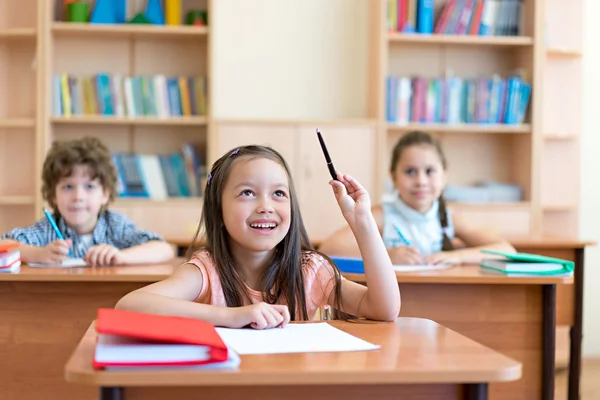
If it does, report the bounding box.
[185,250,343,320]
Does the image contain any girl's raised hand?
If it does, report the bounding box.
[330,174,372,225]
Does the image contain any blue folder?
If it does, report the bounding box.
[330,257,365,274]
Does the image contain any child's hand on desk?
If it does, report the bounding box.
[330,174,372,225]
[388,246,423,265]
[38,239,72,264]
[424,251,462,265]
[84,244,124,266]
[227,302,290,330]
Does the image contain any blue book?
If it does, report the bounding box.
[417,0,435,34]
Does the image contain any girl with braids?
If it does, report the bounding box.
[320,131,515,265]
[116,145,400,328]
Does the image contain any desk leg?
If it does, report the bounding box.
[100,387,123,400]
[569,248,585,400]
[543,284,556,400]
[464,383,488,400]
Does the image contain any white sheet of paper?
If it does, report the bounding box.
[215,323,380,355]
[392,263,452,272]
[28,258,88,268]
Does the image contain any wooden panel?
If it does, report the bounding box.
[541,141,579,207]
[215,122,298,174]
[52,37,130,75]
[0,0,37,29]
[545,0,583,50]
[134,39,208,77]
[542,210,579,238]
[2,41,36,118]
[297,124,376,242]
[397,283,543,400]
[0,205,36,234]
[0,281,149,400]
[112,199,203,242]
[126,385,460,400]
[0,129,36,195]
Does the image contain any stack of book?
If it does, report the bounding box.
[0,242,21,273]
[480,250,574,276]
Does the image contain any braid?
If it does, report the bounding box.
[438,195,454,251]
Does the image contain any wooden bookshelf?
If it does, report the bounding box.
[0,118,36,128]
[0,0,40,234]
[387,123,531,134]
[0,0,584,242]
[50,116,209,126]
[368,0,583,238]
[0,28,36,39]
[387,33,534,46]
[51,22,208,39]
[0,0,213,237]
[0,196,36,205]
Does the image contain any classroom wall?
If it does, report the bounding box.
[212,0,369,120]
[581,0,600,358]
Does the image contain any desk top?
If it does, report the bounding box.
[65,318,521,387]
[0,261,571,285]
[343,264,573,285]
[0,259,572,285]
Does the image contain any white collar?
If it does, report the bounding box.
[392,195,439,223]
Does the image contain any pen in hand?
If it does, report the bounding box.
[43,208,71,257]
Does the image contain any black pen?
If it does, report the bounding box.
[316,128,339,181]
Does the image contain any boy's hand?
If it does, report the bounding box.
[330,174,372,225]
[84,244,124,266]
[388,246,423,265]
[227,302,290,330]
[38,239,72,264]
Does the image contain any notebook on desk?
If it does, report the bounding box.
[28,258,88,268]
[93,308,233,370]
[479,249,574,276]
[331,256,451,274]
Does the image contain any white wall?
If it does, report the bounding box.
[581,0,600,357]
[213,0,369,120]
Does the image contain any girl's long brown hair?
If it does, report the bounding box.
[389,131,454,251]
[187,145,345,320]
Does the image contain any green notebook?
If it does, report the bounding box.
[479,249,575,275]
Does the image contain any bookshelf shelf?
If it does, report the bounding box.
[542,204,578,212]
[386,123,531,134]
[51,22,208,40]
[0,28,36,39]
[0,196,35,205]
[50,116,208,126]
[0,118,35,128]
[449,201,531,210]
[387,34,534,47]
[546,47,582,57]
[543,134,578,141]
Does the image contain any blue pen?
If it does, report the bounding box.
[43,208,71,256]
[393,225,411,246]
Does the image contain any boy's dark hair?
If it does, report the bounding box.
[42,137,117,212]
[389,131,454,251]
[187,145,345,321]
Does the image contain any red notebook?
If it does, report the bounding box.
[93,308,229,369]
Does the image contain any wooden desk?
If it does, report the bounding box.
[0,260,181,400]
[511,237,593,400]
[344,265,571,400]
[65,318,522,400]
[0,258,575,400]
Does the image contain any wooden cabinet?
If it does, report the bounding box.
[216,122,376,241]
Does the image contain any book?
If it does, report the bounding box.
[93,308,231,370]
[331,256,451,273]
[28,258,87,268]
[479,249,575,275]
